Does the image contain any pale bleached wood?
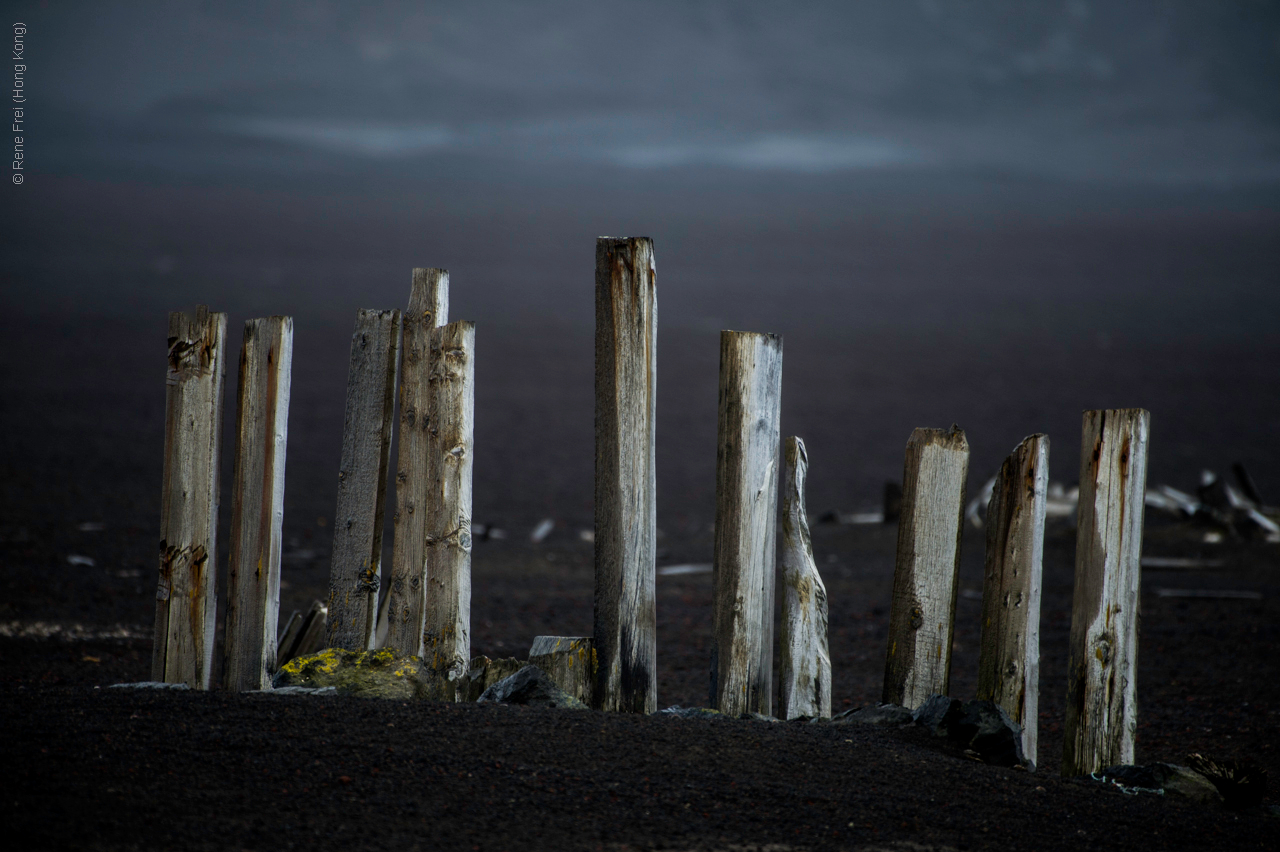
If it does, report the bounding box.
[529,636,595,707]
[385,269,449,655]
[593,237,658,714]
[882,426,969,708]
[421,320,476,699]
[223,316,293,692]
[779,437,831,720]
[710,330,783,717]
[977,434,1048,768]
[153,306,227,689]
[324,309,402,651]
[1063,408,1149,776]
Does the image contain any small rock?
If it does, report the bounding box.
[912,694,962,736]
[658,706,723,720]
[1186,753,1268,808]
[477,665,588,709]
[740,712,782,723]
[951,700,1025,768]
[831,703,913,726]
[466,656,527,702]
[108,681,190,691]
[273,648,434,700]
[253,686,338,696]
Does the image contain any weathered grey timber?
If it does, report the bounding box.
[529,636,596,707]
[385,269,448,656]
[977,434,1048,768]
[325,309,402,651]
[421,320,475,700]
[224,316,294,692]
[153,306,227,689]
[778,437,831,720]
[1063,408,1149,776]
[593,237,658,714]
[882,426,969,709]
[710,330,783,717]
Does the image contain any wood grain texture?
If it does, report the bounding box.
[1063,408,1149,776]
[529,636,596,707]
[710,330,783,717]
[421,321,475,699]
[882,426,969,709]
[385,269,449,656]
[223,316,293,692]
[977,434,1048,768]
[778,437,831,720]
[153,306,227,689]
[593,237,658,714]
[325,309,402,651]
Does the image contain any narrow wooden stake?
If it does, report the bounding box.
[977,434,1048,768]
[1063,408,1149,776]
[385,269,449,656]
[779,437,831,720]
[224,316,293,692]
[325,309,402,651]
[593,237,658,714]
[710,330,783,717]
[421,320,476,699]
[153,306,227,689]
[882,426,969,709]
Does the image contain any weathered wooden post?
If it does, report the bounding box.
[882,426,969,709]
[593,237,658,714]
[421,320,475,699]
[778,436,831,720]
[529,636,595,707]
[153,306,227,689]
[224,316,294,692]
[977,434,1048,768]
[385,269,449,656]
[1063,409,1149,776]
[710,330,783,717]
[325,309,402,651]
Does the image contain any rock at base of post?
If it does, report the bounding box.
[529,636,595,707]
[476,665,588,709]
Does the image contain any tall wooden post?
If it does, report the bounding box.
[153,306,227,689]
[977,434,1048,768]
[711,330,783,717]
[325,309,402,651]
[779,437,831,720]
[593,237,658,714]
[422,320,475,699]
[224,316,293,692]
[385,269,449,656]
[882,426,969,709]
[1063,409,1149,776]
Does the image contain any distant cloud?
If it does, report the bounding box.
[612,136,917,171]
[220,118,454,157]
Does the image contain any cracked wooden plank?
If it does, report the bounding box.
[224,316,293,692]
[385,269,449,656]
[324,309,401,652]
[779,437,831,720]
[421,320,475,699]
[1063,408,1149,776]
[977,433,1048,769]
[882,426,969,709]
[710,330,782,717]
[593,237,658,714]
[153,306,227,689]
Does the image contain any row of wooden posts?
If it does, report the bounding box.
[153,237,1149,777]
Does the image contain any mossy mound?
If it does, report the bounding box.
[273,648,432,700]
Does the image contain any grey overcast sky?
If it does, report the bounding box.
[27,1,1280,186]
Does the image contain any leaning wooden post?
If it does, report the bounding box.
[385,269,449,656]
[153,306,227,689]
[1062,409,1149,776]
[710,330,783,717]
[977,434,1048,768]
[223,316,293,692]
[779,437,831,720]
[324,309,402,651]
[422,320,475,699]
[593,237,658,714]
[882,426,969,708]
